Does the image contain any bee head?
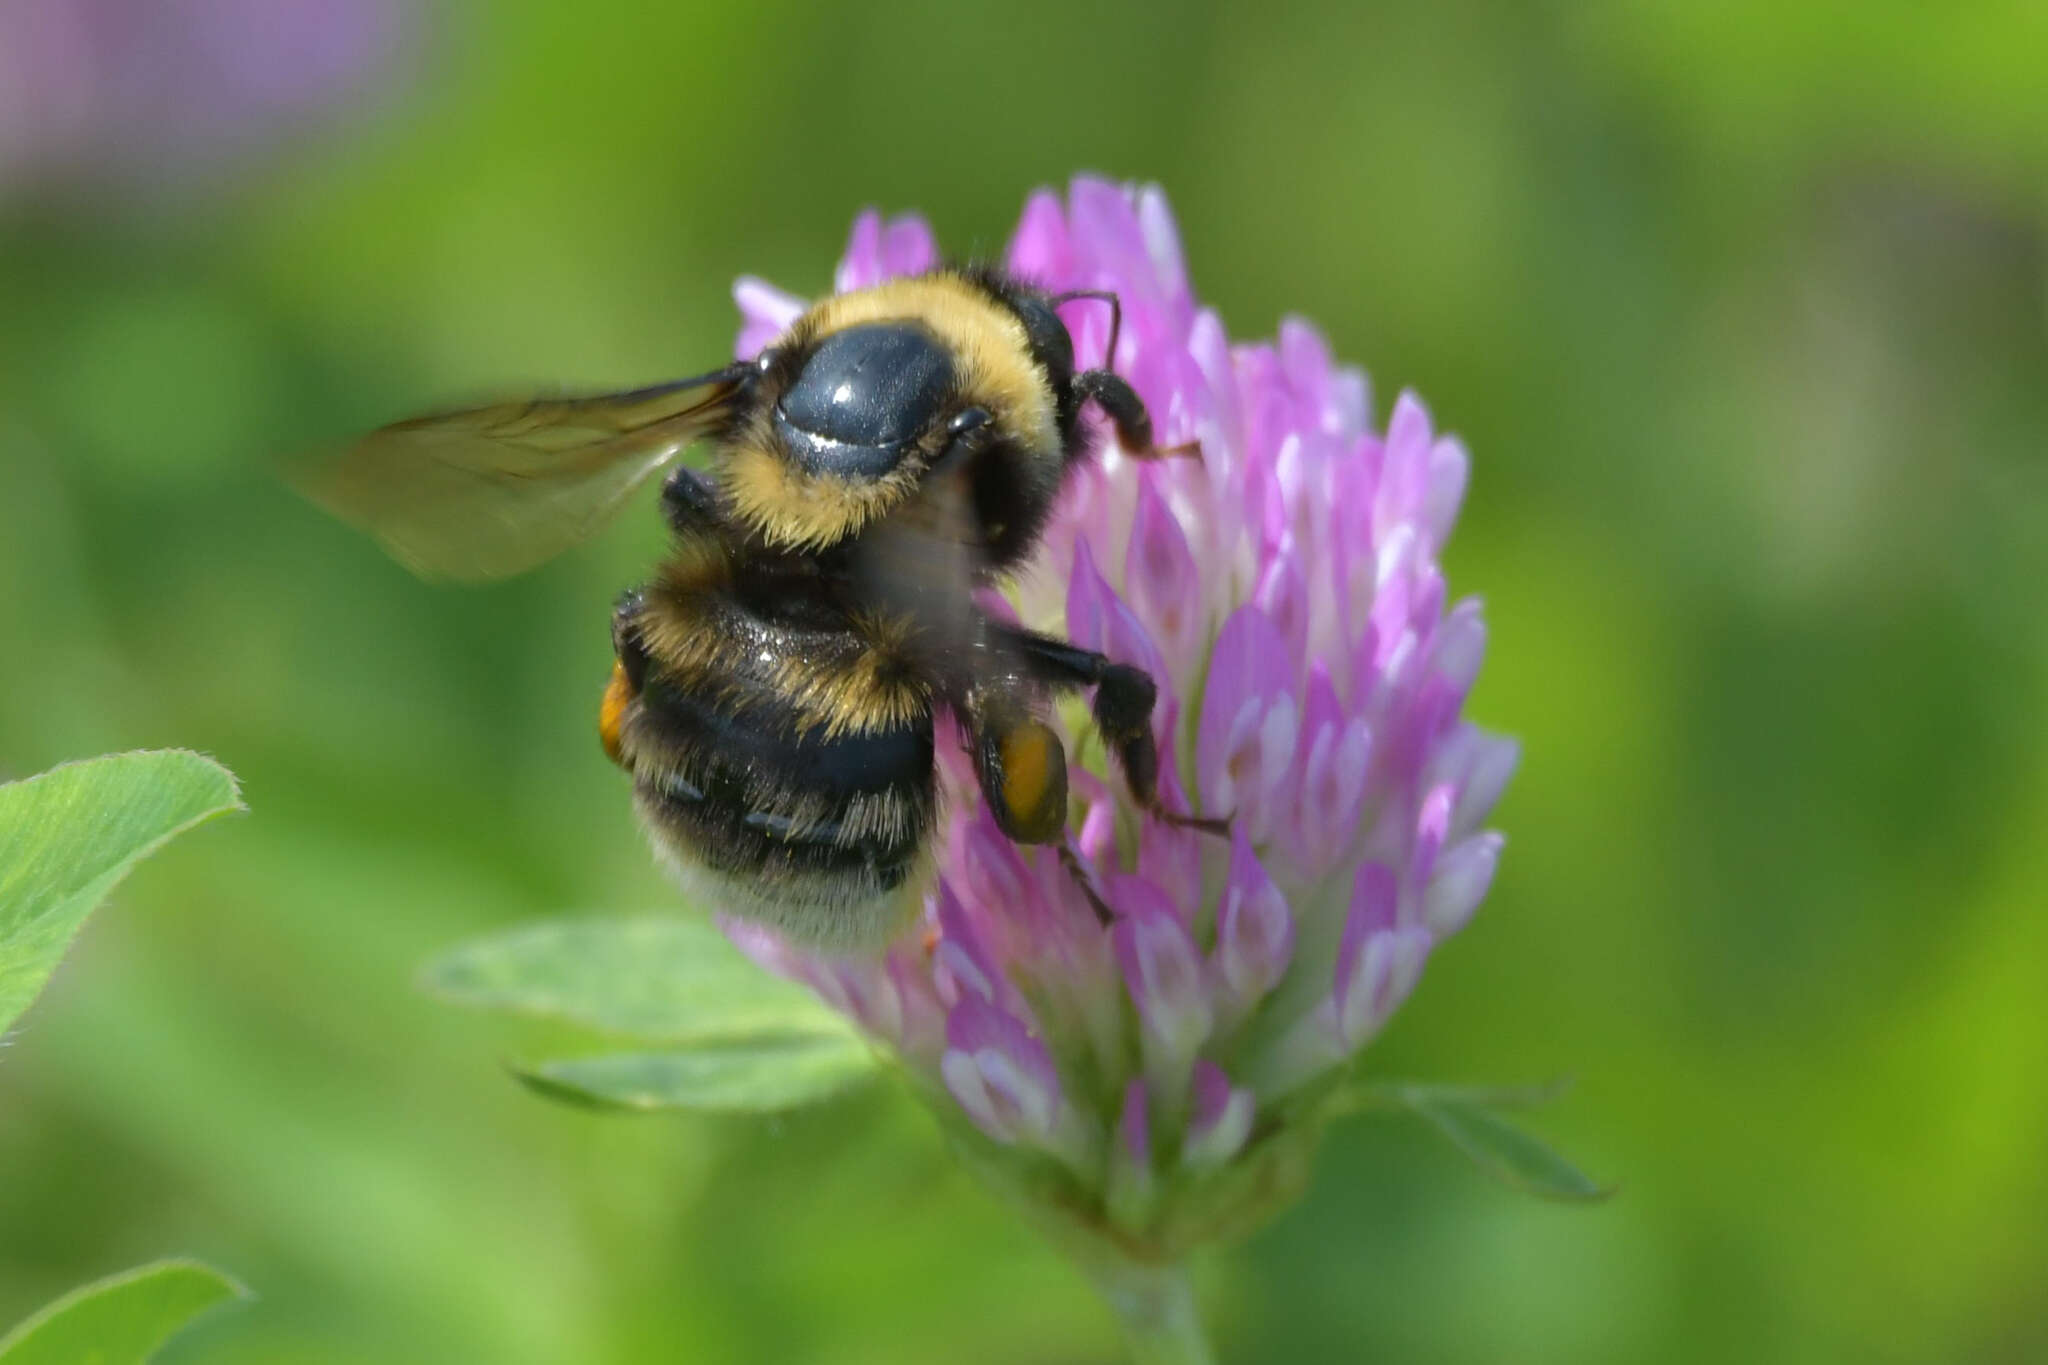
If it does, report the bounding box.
[770,322,957,481]
[723,273,1069,552]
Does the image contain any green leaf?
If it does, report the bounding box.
[1360,1081,1612,1203]
[422,914,850,1043]
[0,1259,248,1364]
[1,751,242,1035]
[516,1035,880,1113]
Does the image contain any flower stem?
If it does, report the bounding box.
[1085,1259,1214,1365]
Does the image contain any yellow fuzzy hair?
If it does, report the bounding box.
[719,274,1060,550]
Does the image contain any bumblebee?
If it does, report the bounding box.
[308,265,1221,950]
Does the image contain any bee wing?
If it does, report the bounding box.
[298,365,748,581]
[852,459,1019,693]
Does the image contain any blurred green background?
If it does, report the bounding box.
[3,1,2045,1361]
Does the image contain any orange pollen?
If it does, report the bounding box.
[599,661,634,767]
[1000,724,1055,824]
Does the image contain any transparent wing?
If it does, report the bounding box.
[298,366,748,581]
[852,458,996,683]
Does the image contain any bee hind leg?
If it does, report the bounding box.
[601,589,649,768]
[994,625,1229,837]
[1056,841,1116,928]
[970,704,1070,846]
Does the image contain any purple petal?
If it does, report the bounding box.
[822,958,904,1043]
[1070,767,1120,863]
[1432,726,1521,836]
[717,915,799,977]
[1410,563,1447,640]
[1327,360,1372,442]
[1188,311,1242,475]
[1120,1077,1151,1164]
[1235,344,1289,477]
[1123,473,1203,678]
[835,210,936,293]
[1327,439,1383,666]
[1110,878,1213,1054]
[732,275,804,359]
[1330,863,1434,1047]
[1413,782,1455,886]
[1278,318,1331,399]
[931,879,1004,1007]
[1367,525,1418,671]
[1191,1058,1232,1126]
[1136,814,1203,925]
[1332,863,1397,1018]
[1069,177,1154,320]
[1215,829,1294,1001]
[1135,184,1194,320]
[885,948,947,1057]
[1424,832,1502,937]
[1281,665,1373,878]
[835,210,884,292]
[717,917,905,1039]
[955,809,1035,922]
[1007,188,1074,285]
[1060,291,1117,374]
[941,994,1063,1146]
[1421,434,1471,547]
[881,214,938,277]
[1254,538,1310,681]
[1067,537,1170,698]
[1195,606,1300,841]
[1429,598,1487,698]
[1183,1059,1255,1169]
[1374,391,1435,541]
[1334,941,1432,1049]
[1240,436,1290,559]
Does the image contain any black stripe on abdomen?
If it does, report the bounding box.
[630,674,934,886]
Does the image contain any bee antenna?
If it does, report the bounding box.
[1050,289,1123,371]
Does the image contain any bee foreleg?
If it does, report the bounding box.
[1073,370,1200,462]
[659,465,726,536]
[993,625,1228,837]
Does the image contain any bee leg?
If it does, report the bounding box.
[1056,841,1116,928]
[931,406,995,476]
[601,590,648,768]
[611,588,649,688]
[659,465,724,535]
[968,700,1118,926]
[994,625,1229,837]
[970,702,1071,846]
[1073,370,1201,461]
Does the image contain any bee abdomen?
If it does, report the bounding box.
[621,672,937,948]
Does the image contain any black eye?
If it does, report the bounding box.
[774,323,955,478]
[1012,294,1074,385]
